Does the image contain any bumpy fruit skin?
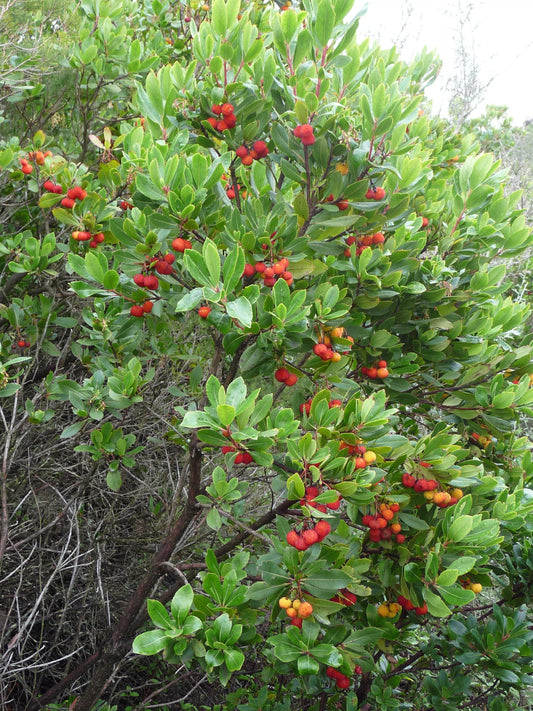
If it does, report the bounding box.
[130,305,144,317]
[297,601,313,618]
[314,520,331,540]
[377,604,390,617]
[198,306,211,318]
[278,597,292,609]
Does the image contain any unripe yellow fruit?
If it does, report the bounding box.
[451,488,464,500]
[363,450,377,464]
[331,352,342,363]
[423,490,435,500]
[388,602,401,615]
[292,599,301,610]
[286,607,298,618]
[470,583,482,594]
[279,597,292,609]
[330,327,344,338]
[377,604,390,618]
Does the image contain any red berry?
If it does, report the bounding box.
[21,164,33,174]
[243,263,255,277]
[211,104,222,115]
[395,534,406,543]
[226,188,235,199]
[274,367,290,382]
[314,520,331,540]
[224,113,237,128]
[313,343,328,358]
[130,305,144,317]
[236,145,249,158]
[43,180,55,192]
[293,535,308,551]
[286,530,299,547]
[336,199,349,211]
[216,120,228,131]
[415,603,428,615]
[241,155,253,166]
[60,197,75,209]
[142,300,154,313]
[290,616,303,628]
[253,140,268,157]
[336,677,350,689]
[302,529,319,546]
[220,102,234,116]
[377,359,387,368]
[198,306,211,319]
[284,373,298,386]
[164,253,175,264]
[144,275,159,290]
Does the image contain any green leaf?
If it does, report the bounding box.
[170,584,194,626]
[423,589,452,617]
[217,404,235,427]
[436,569,459,586]
[203,238,221,288]
[226,297,253,328]
[224,648,245,672]
[106,470,122,491]
[207,507,222,530]
[132,629,169,655]
[103,269,119,290]
[436,585,475,607]
[287,472,305,499]
[297,655,320,675]
[85,251,107,284]
[447,515,474,542]
[449,556,477,576]
[147,599,172,629]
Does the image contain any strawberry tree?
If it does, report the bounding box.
[1,1,533,710]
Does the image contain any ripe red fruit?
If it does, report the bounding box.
[274,367,290,382]
[142,300,154,313]
[221,445,235,454]
[421,216,429,227]
[43,180,55,192]
[290,616,303,628]
[263,276,277,287]
[402,473,416,487]
[67,186,86,200]
[313,343,328,358]
[120,200,132,210]
[254,262,266,273]
[144,275,159,290]
[226,188,236,199]
[130,305,144,317]
[236,145,249,158]
[220,102,234,116]
[243,263,255,277]
[314,520,331,540]
[395,534,406,543]
[133,274,145,287]
[302,529,319,546]
[60,197,76,209]
[326,667,343,679]
[172,237,188,252]
[21,163,33,174]
[253,140,268,157]
[206,117,217,128]
[336,676,350,689]
[155,259,172,275]
[198,306,211,319]
[164,253,175,264]
[375,186,386,200]
[376,367,389,379]
[372,232,385,244]
[415,603,428,615]
[224,113,237,128]
[211,104,222,115]
[286,530,299,547]
[336,199,349,211]
[377,359,387,368]
[241,154,253,166]
[293,535,308,551]
[367,367,378,379]
[17,340,27,348]
[216,120,228,131]
[284,373,298,386]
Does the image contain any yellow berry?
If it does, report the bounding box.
[470,583,482,594]
[423,490,435,500]
[331,352,342,363]
[279,597,292,609]
[330,327,344,338]
[451,488,463,500]
[388,602,401,615]
[286,607,298,618]
[377,604,390,618]
[363,450,377,464]
[292,599,301,610]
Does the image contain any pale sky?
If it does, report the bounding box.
[357,0,533,124]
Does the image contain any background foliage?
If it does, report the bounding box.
[1,1,533,710]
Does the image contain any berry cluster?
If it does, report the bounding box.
[27,150,52,165]
[344,232,385,257]
[207,102,237,131]
[461,579,482,594]
[61,186,87,209]
[171,237,193,252]
[120,200,133,210]
[339,442,377,469]
[16,339,31,348]
[365,186,386,200]
[20,158,33,175]
[402,474,463,508]
[252,258,293,287]
[330,588,357,605]
[274,367,298,387]
[313,341,342,363]
[286,520,331,550]
[325,194,349,210]
[43,179,63,194]
[377,601,402,618]
[326,667,351,689]
[396,595,428,615]
[222,446,254,464]
[361,360,389,379]
[72,230,105,248]
[130,302,154,317]
[362,502,404,543]
[235,140,269,165]
[300,485,342,512]
[293,123,315,146]
[278,597,313,627]
[299,397,342,415]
